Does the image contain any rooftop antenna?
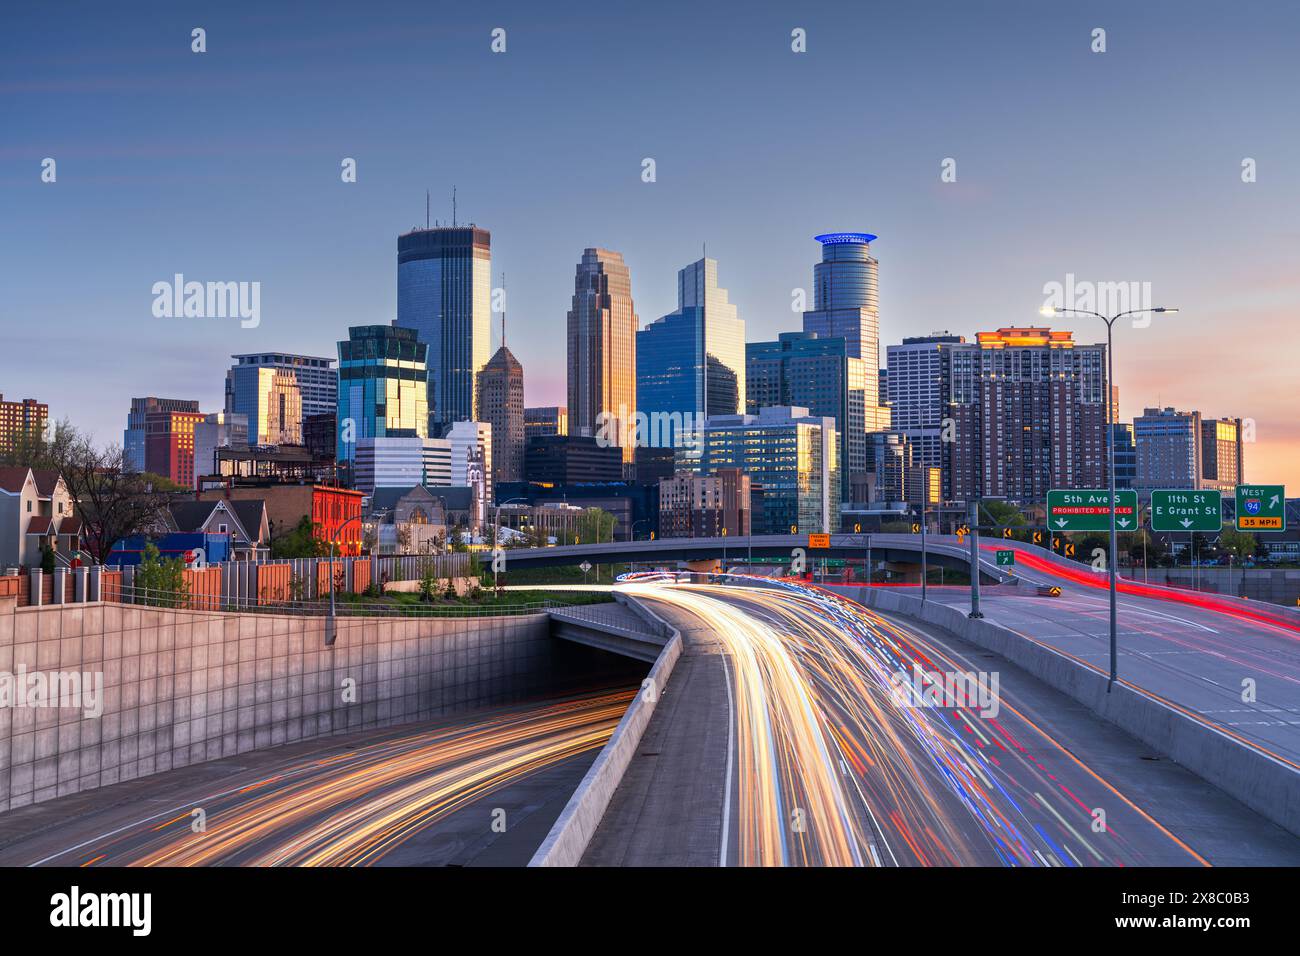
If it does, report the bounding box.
[425,190,430,230]
[452,186,457,227]
[500,272,507,349]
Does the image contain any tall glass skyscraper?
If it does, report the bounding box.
[396,226,491,432]
[335,325,428,467]
[566,248,638,465]
[637,257,745,449]
[802,233,888,430]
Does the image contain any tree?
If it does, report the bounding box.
[42,427,183,563]
[575,507,616,545]
[1219,525,1256,563]
[271,515,327,559]
[980,500,1026,529]
[135,541,190,608]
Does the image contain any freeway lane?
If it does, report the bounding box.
[913,542,1300,767]
[613,579,1300,866]
[0,689,632,867]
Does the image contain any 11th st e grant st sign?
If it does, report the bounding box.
[1046,489,1139,532]
[1150,489,1222,533]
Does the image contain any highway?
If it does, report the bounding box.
[908,540,1300,769]
[0,689,633,867]
[612,577,1300,866]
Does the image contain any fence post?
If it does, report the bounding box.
[122,564,135,603]
[73,565,88,603]
[89,565,102,603]
[29,568,43,607]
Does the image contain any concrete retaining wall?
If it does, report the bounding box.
[833,585,1300,838]
[529,598,683,867]
[0,600,620,813]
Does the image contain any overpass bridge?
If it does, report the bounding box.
[500,532,1018,583]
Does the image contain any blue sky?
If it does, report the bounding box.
[3,1,1299,481]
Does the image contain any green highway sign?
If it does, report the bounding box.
[1235,484,1286,531]
[1047,489,1139,533]
[1150,489,1222,533]
[995,550,1015,567]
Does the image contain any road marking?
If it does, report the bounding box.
[719,649,736,868]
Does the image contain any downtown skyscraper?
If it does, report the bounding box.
[801,233,890,435]
[638,257,746,449]
[566,248,638,467]
[396,225,491,432]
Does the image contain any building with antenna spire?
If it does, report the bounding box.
[396,196,491,433]
[475,274,525,485]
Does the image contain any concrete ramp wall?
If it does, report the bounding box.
[0,600,633,813]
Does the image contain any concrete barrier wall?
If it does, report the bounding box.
[0,600,586,813]
[529,599,683,867]
[834,585,1300,838]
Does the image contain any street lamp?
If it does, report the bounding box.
[493,497,529,592]
[1041,304,1179,690]
[326,514,364,646]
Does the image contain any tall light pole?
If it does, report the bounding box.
[326,514,364,646]
[1042,304,1179,690]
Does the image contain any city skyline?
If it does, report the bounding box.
[5,1,1297,486]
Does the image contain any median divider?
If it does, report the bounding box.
[836,585,1300,839]
[529,596,683,866]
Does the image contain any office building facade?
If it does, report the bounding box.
[638,257,746,449]
[747,331,867,502]
[476,345,525,485]
[193,411,249,488]
[396,225,492,429]
[524,435,623,486]
[227,352,337,424]
[145,408,207,487]
[446,420,493,502]
[566,248,637,464]
[691,406,839,535]
[335,325,429,468]
[801,233,889,430]
[524,406,568,440]
[225,365,304,446]
[124,397,199,473]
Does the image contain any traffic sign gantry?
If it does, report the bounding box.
[1150,489,1222,533]
[1236,484,1286,531]
[995,550,1015,567]
[1046,489,1139,532]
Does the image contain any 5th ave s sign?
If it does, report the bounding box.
[1046,489,1139,532]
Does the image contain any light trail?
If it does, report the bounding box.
[55,690,633,867]
[621,574,1208,867]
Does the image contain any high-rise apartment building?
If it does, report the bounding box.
[690,406,839,535]
[124,397,199,472]
[1201,417,1244,493]
[885,333,966,488]
[947,327,1107,502]
[1134,407,1202,490]
[396,225,492,430]
[524,406,568,440]
[0,395,48,456]
[747,331,866,502]
[335,325,428,468]
[566,248,637,464]
[638,257,746,449]
[801,233,889,433]
[227,353,337,424]
[475,345,525,485]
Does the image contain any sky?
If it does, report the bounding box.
[3,1,1299,484]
